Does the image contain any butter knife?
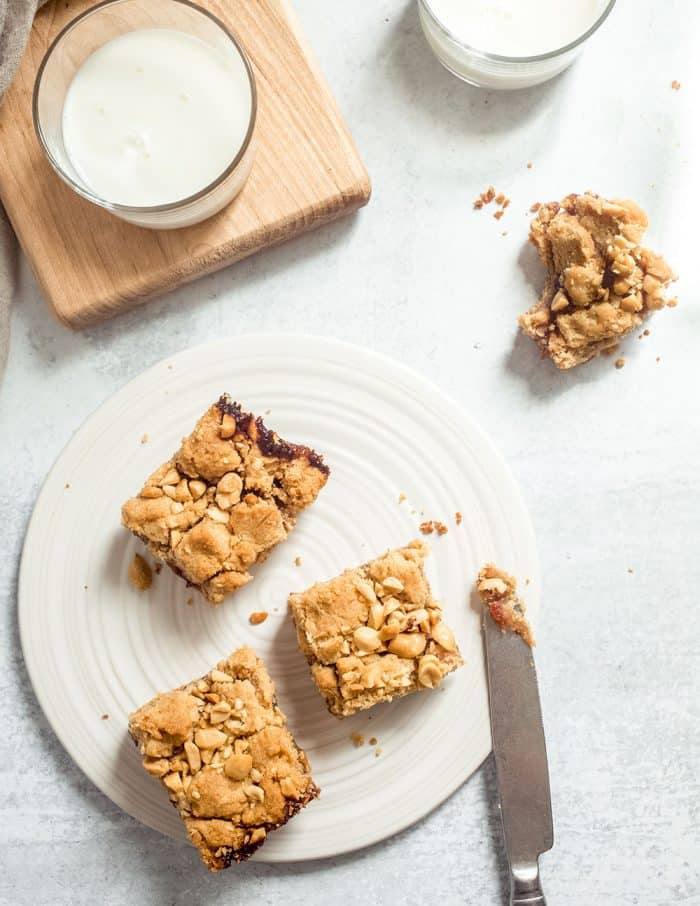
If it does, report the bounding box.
[483,608,554,906]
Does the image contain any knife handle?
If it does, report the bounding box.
[510,862,546,906]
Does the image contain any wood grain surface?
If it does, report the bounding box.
[0,0,371,328]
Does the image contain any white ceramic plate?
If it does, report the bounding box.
[19,334,539,862]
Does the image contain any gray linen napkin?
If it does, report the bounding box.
[0,0,43,377]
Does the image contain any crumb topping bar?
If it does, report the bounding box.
[477,564,534,648]
[519,193,675,369]
[128,646,319,871]
[122,395,329,604]
[289,540,463,717]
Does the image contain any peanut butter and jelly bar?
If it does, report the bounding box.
[289,540,463,717]
[519,193,675,369]
[128,646,319,871]
[122,395,329,604]
[476,564,534,648]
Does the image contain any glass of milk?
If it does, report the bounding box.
[418,0,616,89]
[33,0,257,229]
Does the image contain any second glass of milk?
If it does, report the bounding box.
[33,0,257,229]
[418,0,616,89]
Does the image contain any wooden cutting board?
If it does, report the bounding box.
[0,0,370,328]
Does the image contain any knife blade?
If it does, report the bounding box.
[483,608,554,906]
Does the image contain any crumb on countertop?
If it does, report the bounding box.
[64,482,70,489]
[628,568,634,574]
[351,733,365,747]
[527,162,533,169]
[249,611,268,625]
[186,597,193,606]
[455,511,463,525]
[529,202,541,212]
[154,563,162,575]
[128,553,153,591]
[294,556,302,567]
[140,434,149,444]
[375,748,382,758]
[398,493,407,503]
[101,713,109,720]
[369,736,378,746]
[615,358,625,369]
[671,80,681,90]
[473,186,510,213]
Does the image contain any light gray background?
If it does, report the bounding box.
[1,1,698,903]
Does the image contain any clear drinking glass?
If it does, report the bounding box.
[417,0,617,90]
[33,0,257,229]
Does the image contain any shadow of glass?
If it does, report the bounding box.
[379,2,572,142]
[12,208,364,376]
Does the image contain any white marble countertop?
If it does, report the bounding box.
[1,1,699,903]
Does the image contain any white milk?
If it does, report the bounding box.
[425,0,606,56]
[62,28,253,207]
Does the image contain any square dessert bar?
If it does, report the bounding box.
[289,540,463,717]
[122,395,329,604]
[128,646,319,871]
[519,193,675,368]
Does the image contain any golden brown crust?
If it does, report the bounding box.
[519,193,675,369]
[121,396,329,604]
[128,646,319,871]
[289,540,463,717]
[476,564,534,648]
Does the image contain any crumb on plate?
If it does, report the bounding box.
[128,553,153,591]
[249,611,268,625]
